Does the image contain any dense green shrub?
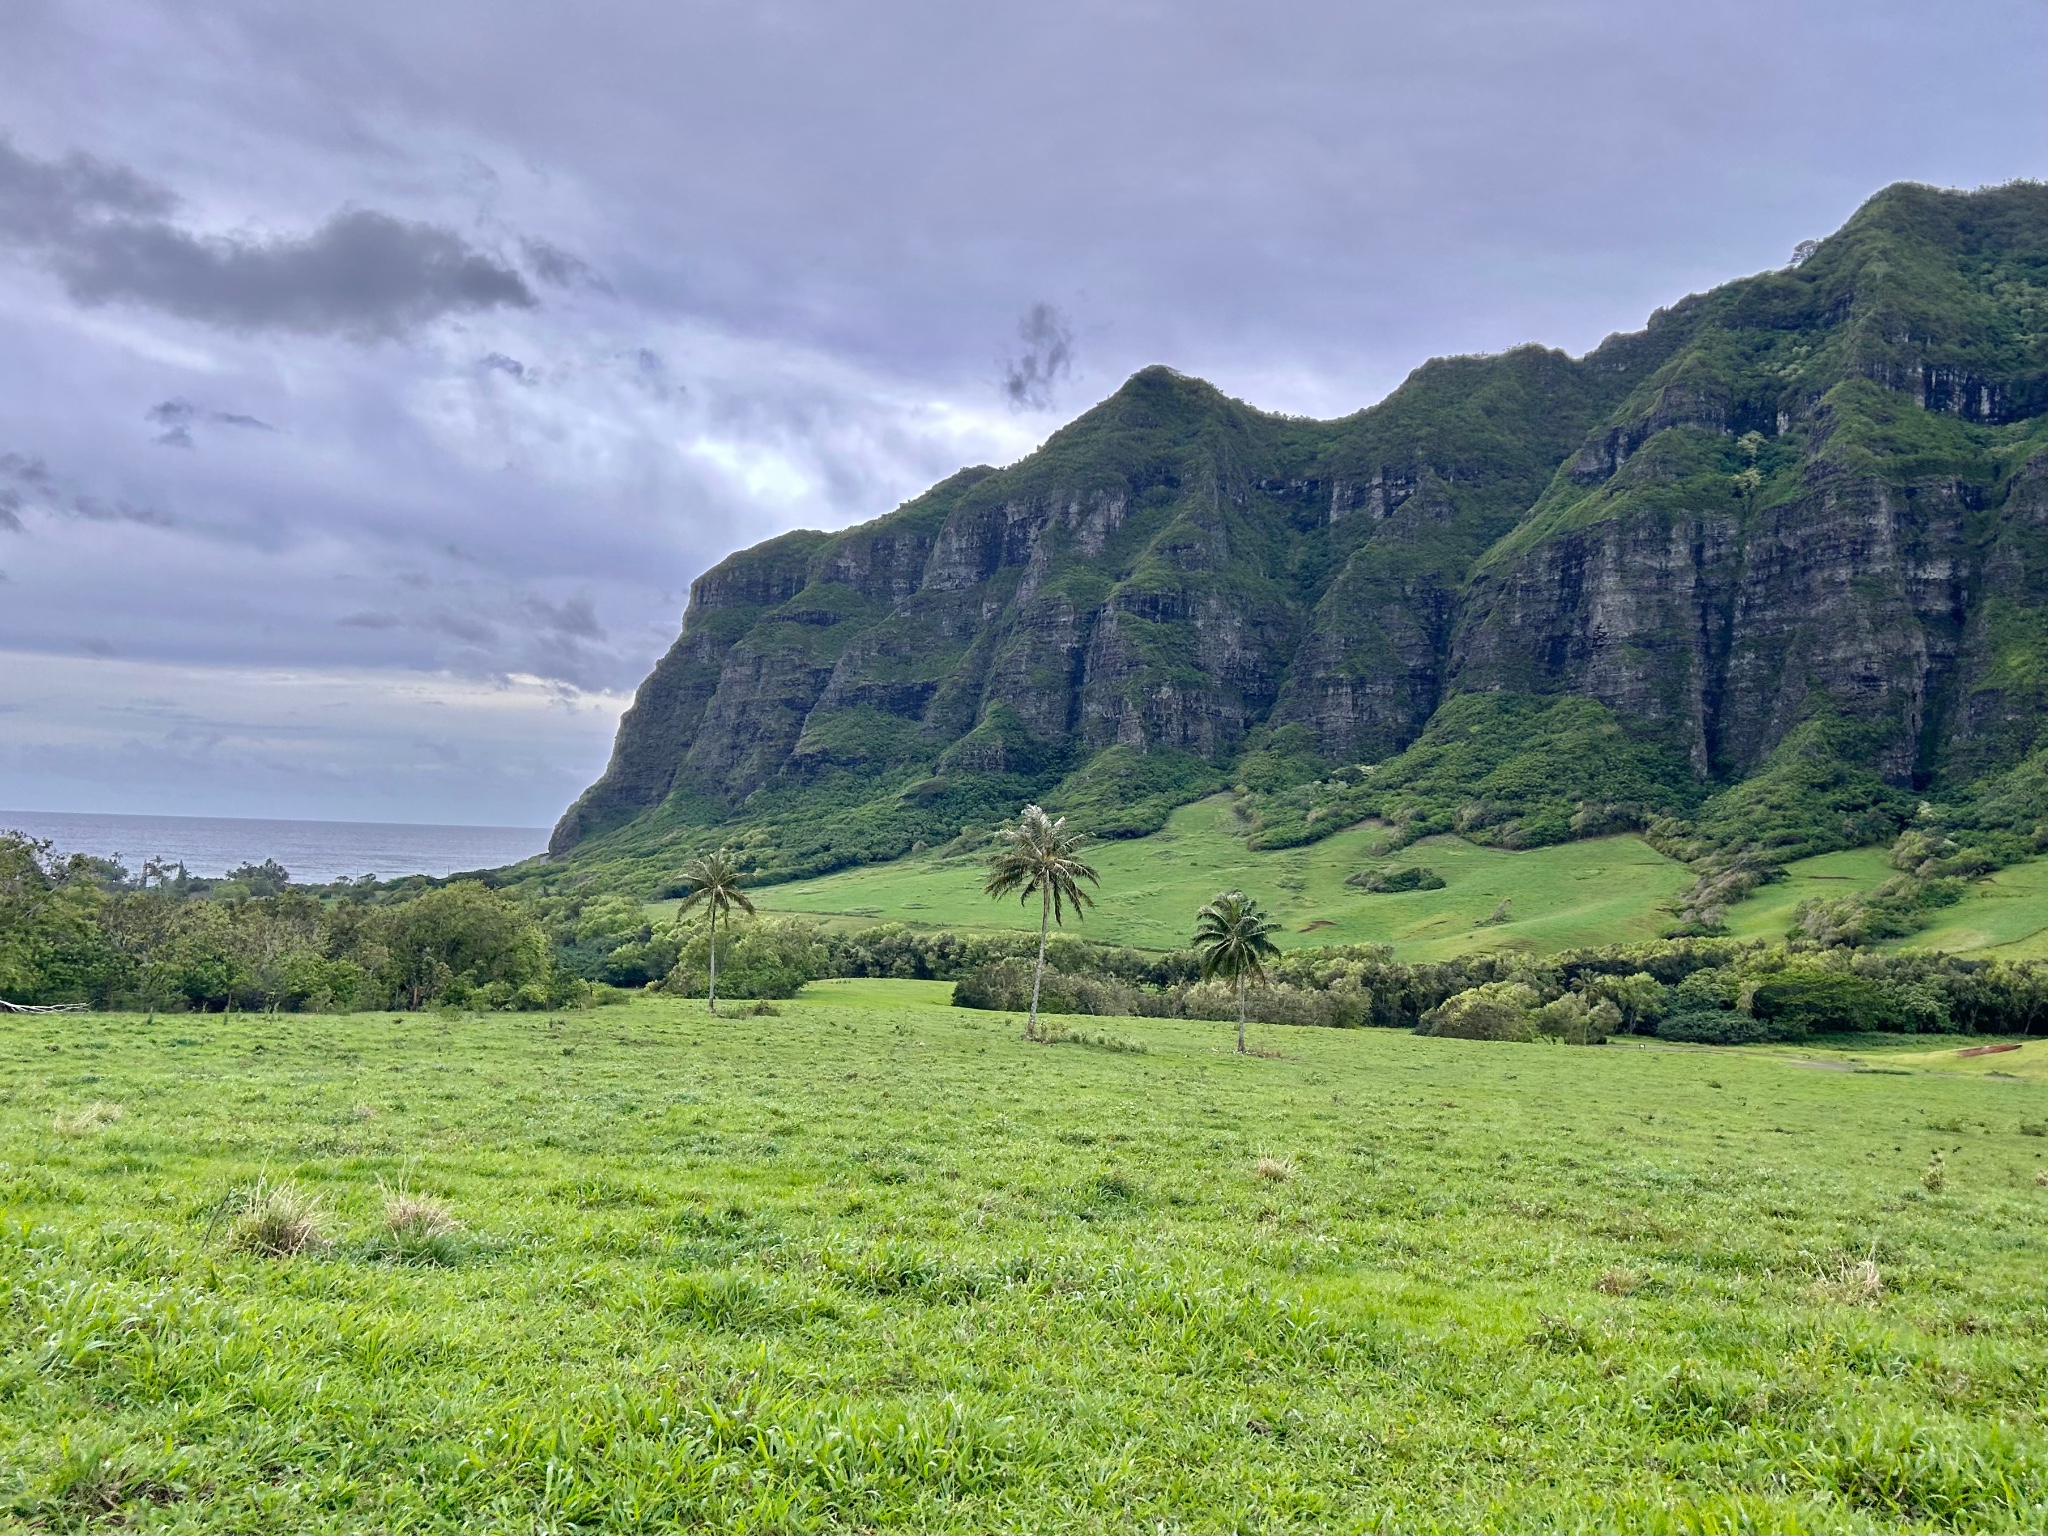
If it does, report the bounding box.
[1655,1010,1783,1045]
[1344,866,1446,892]
[1748,972,1907,1034]
[662,918,827,1000]
[1247,693,1700,851]
[951,960,1172,1018]
[1418,982,1543,1041]
[0,833,564,1012]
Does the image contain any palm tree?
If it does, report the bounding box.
[983,804,1098,1041]
[1193,889,1282,1054]
[676,848,754,1014]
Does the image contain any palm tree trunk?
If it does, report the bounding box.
[1236,973,1246,1054]
[1028,888,1049,1042]
[707,906,719,1014]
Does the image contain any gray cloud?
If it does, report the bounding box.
[1,450,169,525]
[0,137,533,336]
[145,399,277,446]
[520,237,609,291]
[0,1,2043,823]
[522,592,605,640]
[1001,303,1074,411]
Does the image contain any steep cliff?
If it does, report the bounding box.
[555,181,2048,893]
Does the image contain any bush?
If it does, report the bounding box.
[663,917,827,999]
[1655,1009,1782,1044]
[1533,991,1621,1044]
[1419,982,1542,1041]
[1344,866,1446,892]
[952,959,1170,1018]
[1749,971,1906,1033]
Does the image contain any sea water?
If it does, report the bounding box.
[0,810,549,884]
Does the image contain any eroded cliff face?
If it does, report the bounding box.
[1452,448,1987,786]
[554,352,1618,855]
[555,180,2048,870]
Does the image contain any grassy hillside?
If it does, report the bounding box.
[1719,847,2048,959]
[8,987,2048,1528]
[738,795,1691,959]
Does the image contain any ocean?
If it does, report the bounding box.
[0,810,550,885]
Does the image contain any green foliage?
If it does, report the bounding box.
[1251,693,1700,851]
[1655,1009,1779,1045]
[1047,746,1223,840]
[1418,981,1542,1041]
[0,833,564,1014]
[662,917,825,1001]
[1344,865,1446,892]
[1667,717,1916,867]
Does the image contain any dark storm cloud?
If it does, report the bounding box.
[0,136,533,336]
[1001,303,1075,411]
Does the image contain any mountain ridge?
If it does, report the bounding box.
[551,180,2048,904]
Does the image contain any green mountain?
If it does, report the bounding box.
[552,182,2048,905]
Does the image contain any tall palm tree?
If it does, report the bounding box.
[983,804,1098,1041]
[676,848,754,1014]
[1193,889,1282,1054]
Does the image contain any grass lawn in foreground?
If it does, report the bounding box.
[5,984,2048,1529]
[743,796,1692,959]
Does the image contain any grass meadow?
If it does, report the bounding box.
[739,797,2048,964]
[7,983,2048,1529]
[744,796,1693,959]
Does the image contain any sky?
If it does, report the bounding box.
[0,1,2043,829]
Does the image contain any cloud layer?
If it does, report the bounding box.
[0,0,2042,823]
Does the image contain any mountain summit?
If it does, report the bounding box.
[555,182,2048,895]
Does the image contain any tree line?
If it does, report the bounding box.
[17,803,2048,1045]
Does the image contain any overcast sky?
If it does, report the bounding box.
[0,0,2043,827]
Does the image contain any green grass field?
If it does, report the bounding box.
[7,984,2048,1530]
[713,797,2048,964]
[1719,849,2048,959]
[742,796,1692,959]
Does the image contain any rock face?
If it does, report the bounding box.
[556,181,2048,871]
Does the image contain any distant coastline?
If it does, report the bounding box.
[0,810,548,885]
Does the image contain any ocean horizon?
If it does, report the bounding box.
[0,809,550,885]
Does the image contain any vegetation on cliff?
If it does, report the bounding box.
[544,181,2048,938]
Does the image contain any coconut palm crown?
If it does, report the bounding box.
[1192,889,1282,1054]
[676,848,755,1014]
[983,804,1098,1041]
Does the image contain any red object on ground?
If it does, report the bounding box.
[1957,1042,2025,1058]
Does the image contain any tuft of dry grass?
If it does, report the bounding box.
[52,1102,123,1137]
[1253,1155,1295,1183]
[2035,1168,2047,1188]
[351,1103,379,1121]
[382,1184,460,1241]
[1810,1251,1885,1307]
[1922,1154,1948,1193]
[1595,1268,1640,1296]
[374,1177,464,1265]
[228,1178,329,1258]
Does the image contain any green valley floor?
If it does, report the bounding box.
[725,795,2048,964]
[744,796,1694,958]
[5,984,2048,1530]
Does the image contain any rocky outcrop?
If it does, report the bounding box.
[555,180,2048,866]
